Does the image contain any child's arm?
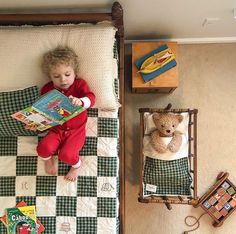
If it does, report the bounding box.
[74,79,96,108]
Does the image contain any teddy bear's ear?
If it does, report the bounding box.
[177,114,183,123]
[152,113,162,121]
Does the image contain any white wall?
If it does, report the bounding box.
[1,0,236,40]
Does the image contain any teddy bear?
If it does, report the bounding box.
[150,112,183,153]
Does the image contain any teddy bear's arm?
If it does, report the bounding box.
[168,133,182,153]
[150,131,168,153]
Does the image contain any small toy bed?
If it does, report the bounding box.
[0,2,124,234]
[138,105,198,209]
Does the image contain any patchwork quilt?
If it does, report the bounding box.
[0,108,120,234]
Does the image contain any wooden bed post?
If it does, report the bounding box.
[112,2,125,233]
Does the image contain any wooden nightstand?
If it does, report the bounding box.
[132,41,178,93]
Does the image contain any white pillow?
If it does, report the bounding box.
[0,23,119,109]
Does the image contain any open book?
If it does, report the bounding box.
[11,89,85,131]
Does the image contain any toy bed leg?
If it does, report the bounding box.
[163,196,172,210]
[165,203,172,210]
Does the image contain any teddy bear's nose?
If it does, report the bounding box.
[166,130,170,133]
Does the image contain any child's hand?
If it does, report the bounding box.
[69,95,82,107]
[24,124,37,131]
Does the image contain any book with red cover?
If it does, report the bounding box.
[0,201,45,233]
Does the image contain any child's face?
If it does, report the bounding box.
[49,64,76,90]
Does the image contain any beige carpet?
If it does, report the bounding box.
[125,43,236,234]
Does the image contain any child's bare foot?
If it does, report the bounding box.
[64,167,80,181]
[44,158,57,175]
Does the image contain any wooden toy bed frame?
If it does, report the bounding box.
[0,1,125,232]
[138,104,198,210]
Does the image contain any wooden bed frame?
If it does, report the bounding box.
[138,104,198,210]
[0,1,125,233]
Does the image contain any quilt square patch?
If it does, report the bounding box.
[0,197,16,216]
[97,197,117,218]
[77,217,97,234]
[16,196,36,206]
[56,176,77,196]
[79,156,97,177]
[98,118,118,138]
[17,136,38,156]
[16,176,36,196]
[56,196,77,216]
[97,157,118,177]
[56,216,76,234]
[36,196,56,216]
[77,197,97,217]
[37,216,56,234]
[0,137,17,156]
[97,137,118,157]
[0,156,16,176]
[98,110,118,118]
[97,177,117,198]
[86,117,98,137]
[0,177,15,196]
[80,137,97,156]
[77,176,97,197]
[36,176,57,196]
[16,156,37,176]
[97,217,117,234]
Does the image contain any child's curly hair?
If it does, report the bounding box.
[42,46,79,77]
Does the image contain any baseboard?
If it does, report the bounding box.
[125,37,236,44]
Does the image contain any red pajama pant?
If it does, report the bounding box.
[36,126,85,166]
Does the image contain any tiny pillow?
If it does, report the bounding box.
[0,22,119,110]
[0,86,39,136]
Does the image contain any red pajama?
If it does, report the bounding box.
[36,78,95,166]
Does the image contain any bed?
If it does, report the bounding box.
[138,104,198,209]
[0,2,124,233]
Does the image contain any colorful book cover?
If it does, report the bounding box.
[135,44,177,83]
[11,89,85,131]
[1,201,45,234]
[6,206,37,234]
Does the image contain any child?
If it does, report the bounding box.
[36,46,95,181]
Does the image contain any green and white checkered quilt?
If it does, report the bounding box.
[143,157,192,197]
[0,108,120,234]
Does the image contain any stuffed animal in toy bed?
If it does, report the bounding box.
[150,112,183,153]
